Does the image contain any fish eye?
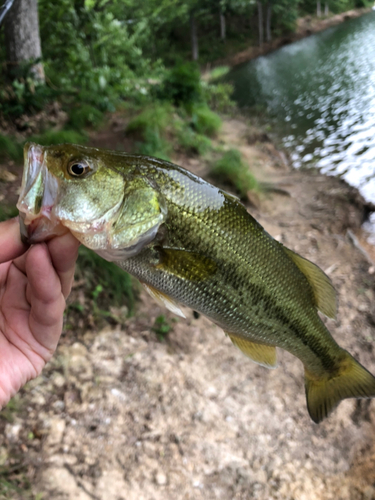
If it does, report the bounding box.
[68,161,91,177]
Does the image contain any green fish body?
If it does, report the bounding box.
[17,143,375,423]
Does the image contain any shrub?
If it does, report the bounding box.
[127,104,173,159]
[76,246,135,315]
[156,62,203,107]
[191,106,222,137]
[203,82,236,114]
[176,126,212,155]
[28,129,87,146]
[67,104,104,130]
[211,149,259,197]
[0,134,23,161]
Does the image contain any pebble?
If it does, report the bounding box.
[155,472,167,486]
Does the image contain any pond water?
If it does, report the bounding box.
[229,12,375,205]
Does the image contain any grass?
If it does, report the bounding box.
[0,206,19,223]
[152,315,172,341]
[0,128,87,166]
[211,148,259,198]
[0,135,23,162]
[28,129,87,146]
[127,103,219,159]
[67,104,104,130]
[76,246,135,316]
[126,104,173,160]
[191,106,222,137]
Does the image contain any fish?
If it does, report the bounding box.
[17,142,375,423]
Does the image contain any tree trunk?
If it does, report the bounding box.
[266,1,272,43]
[190,12,199,61]
[324,2,329,16]
[257,0,263,46]
[220,11,226,41]
[4,0,45,82]
[317,1,321,17]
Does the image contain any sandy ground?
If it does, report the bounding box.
[1,118,375,499]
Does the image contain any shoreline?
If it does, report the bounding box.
[221,7,372,67]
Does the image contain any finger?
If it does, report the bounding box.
[25,243,65,353]
[0,218,28,263]
[47,232,80,299]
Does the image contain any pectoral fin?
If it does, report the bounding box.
[142,283,186,318]
[227,333,277,369]
[156,248,217,282]
[283,246,337,319]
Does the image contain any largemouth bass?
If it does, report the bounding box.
[17,142,375,423]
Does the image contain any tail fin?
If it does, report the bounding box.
[305,351,375,423]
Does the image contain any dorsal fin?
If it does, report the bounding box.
[283,246,337,319]
[227,333,277,369]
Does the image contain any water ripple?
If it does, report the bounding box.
[229,12,375,202]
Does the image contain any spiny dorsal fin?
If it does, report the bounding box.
[227,333,277,369]
[283,246,337,319]
[142,283,186,318]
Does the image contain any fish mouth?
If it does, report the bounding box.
[17,143,66,244]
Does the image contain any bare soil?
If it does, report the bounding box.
[1,118,375,499]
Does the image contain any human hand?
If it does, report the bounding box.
[0,218,79,408]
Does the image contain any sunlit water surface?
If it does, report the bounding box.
[229,12,375,230]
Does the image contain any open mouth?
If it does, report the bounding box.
[17,143,66,243]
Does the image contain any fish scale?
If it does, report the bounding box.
[17,142,375,423]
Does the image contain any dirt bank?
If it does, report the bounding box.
[1,117,375,499]
[225,7,372,67]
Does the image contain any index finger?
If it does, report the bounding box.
[0,218,28,263]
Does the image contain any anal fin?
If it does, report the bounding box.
[227,333,277,369]
[142,283,186,318]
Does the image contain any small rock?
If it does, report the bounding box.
[5,423,22,443]
[0,447,8,466]
[45,417,66,446]
[52,373,66,388]
[0,169,17,182]
[31,392,46,406]
[52,400,65,411]
[155,471,168,486]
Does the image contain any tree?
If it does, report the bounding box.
[4,0,45,82]
[266,0,272,42]
[190,10,199,60]
[257,0,263,45]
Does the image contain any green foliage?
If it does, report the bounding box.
[153,314,172,340]
[0,135,23,161]
[76,246,135,315]
[203,82,236,114]
[211,148,259,197]
[0,62,56,118]
[156,62,203,108]
[38,0,157,112]
[28,129,87,146]
[67,104,104,130]
[273,0,299,34]
[176,125,212,155]
[0,205,19,223]
[127,103,215,157]
[205,66,231,82]
[0,396,22,424]
[191,106,222,137]
[127,104,173,159]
